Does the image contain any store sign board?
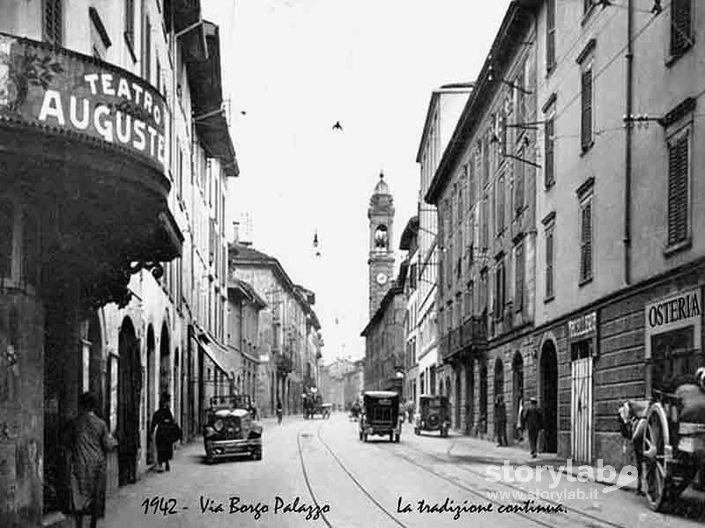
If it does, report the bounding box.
[0,34,166,170]
[568,312,597,340]
[645,287,702,359]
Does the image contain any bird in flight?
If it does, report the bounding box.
[332,121,343,131]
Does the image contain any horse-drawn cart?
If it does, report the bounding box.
[303,388,331,420]
[640,367,705,511]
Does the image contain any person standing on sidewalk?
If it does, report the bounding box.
[522,397,543,458]
[495,395,508,447]
[150,393,180,472]
[276,399,283,425]
[63,392,116,528]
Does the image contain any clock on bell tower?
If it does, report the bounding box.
[368,172,395,317]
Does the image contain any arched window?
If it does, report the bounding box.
[374,225,388,249]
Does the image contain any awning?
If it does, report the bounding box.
[194,325,231,376]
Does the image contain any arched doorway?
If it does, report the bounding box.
[455,371,462,429]
[87,312,103,414]
[512,351,524,439]
[540,340,559,453]
[465,360,474,434]
[494,358,504,400]
[118,317,141,485]
[479,359,488,433]
[146,325,155,465]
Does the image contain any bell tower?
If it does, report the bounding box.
[368,173,395,317]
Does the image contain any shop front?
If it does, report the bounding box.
[645,287,704,394]
[0,34,181,526]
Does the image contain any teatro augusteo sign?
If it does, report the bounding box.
[0,33,166,170]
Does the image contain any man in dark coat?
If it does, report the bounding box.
[495,395,508,447]
[522,397,543,458]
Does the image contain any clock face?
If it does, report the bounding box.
[376,272,388,285]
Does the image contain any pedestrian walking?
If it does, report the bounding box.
[276,399,283,425]
[150,393,180,472]
[495,395,508,447]
[522,397,543,458]
[63,392,116,528]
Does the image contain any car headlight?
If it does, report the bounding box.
[213,419,224,432]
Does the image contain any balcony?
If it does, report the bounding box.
[0,33,181,308]
[440,315,488,364]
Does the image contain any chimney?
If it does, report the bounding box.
[232,221,240,244]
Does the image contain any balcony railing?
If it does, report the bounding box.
[440,315,488,363]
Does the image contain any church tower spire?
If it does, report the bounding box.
[368,172,395,317]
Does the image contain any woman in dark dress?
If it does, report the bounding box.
[64,392,116,528]
[150,393,179,471]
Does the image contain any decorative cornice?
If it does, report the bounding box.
[660,97,696,128]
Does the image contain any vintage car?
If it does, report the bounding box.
[303,388,332,419]
[359,391,402,443]
[203,395,262,463]
[414,395,450,437]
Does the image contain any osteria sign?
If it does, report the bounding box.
[0,34,167,170]
[644,287,702,358]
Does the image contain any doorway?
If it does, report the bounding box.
[146,325,155,464]
[465,360,474,434]
[540,340,559,453]
[118,317,141,485]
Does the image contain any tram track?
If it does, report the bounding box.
[372,433,630,528]
[296,419,409,528]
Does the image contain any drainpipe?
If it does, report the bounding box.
[624,0,634,286]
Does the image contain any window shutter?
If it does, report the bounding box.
[671,0,692,56]
[580,201,592,281]
[44,0,63,45]
[667,134,689,245]
[581,69,593,150]
[515,245,524,311]
[546,0,556,71]
[515,156,524,213]
[546,230,554,298]
[544,119,555,187]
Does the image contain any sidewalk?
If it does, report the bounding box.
[406,423,640,492]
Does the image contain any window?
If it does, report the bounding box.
[43,0,63,46]
[514,150,524,215]
[667,129,690,247]
[0,199,13,278]
[515,64,526,128]
[545,225,555,299]
[544,117,555,187]
[495,175,505,234]
[468,156,477,206]
[482,134,490,185]
[515,243,524,311]
[481,195,489,250]
[465,282,473,318]
[546,0,556,73]
[494,258,505,321]
[579,197,593,284]
[124,0,135,49]
[480,269,488,316]
[670,0,693,58]
[142,16,151,82]
[458,177,464,224]
[580,66,593,152]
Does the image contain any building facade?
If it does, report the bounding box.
[0,1,238,525]
[400,216,420,408]
[414,84,473,406]
[426,2,538,441]
[531,0,705,467]
[228,242,323,418]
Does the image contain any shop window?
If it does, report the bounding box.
[651,326,695,390]
[0,199,13,279]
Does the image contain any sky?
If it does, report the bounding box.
[202,0,512,364]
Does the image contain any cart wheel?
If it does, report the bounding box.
[643,403,670,512]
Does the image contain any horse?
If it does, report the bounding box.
[617,399,649,495]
